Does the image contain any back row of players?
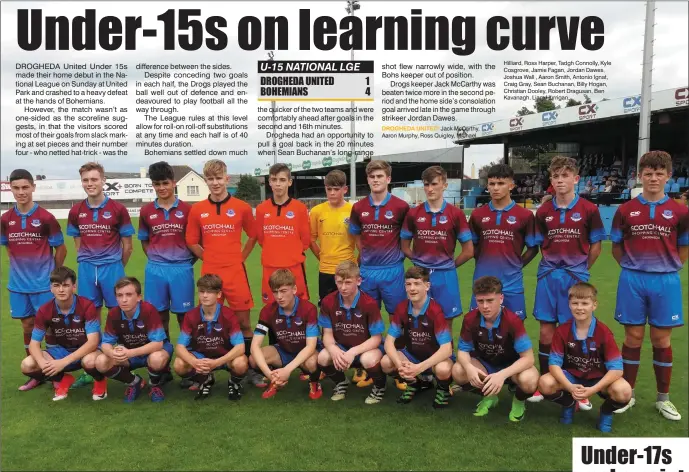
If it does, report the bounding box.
[2,153,687,429]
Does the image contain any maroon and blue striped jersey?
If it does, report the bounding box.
[549,317,622,380]
[319,290,385,349]
[177,304,244,358]
[138,198,194,265]
[67,197,134,264]
[102,301,167,348]
[401,201,472,270]
[388,297,452,360]
[255,297,319,354]
[32,295,100,350]
[610,195,689,273]
[1,204,63,293]
[349,194,409,267]
[469,201,536,293]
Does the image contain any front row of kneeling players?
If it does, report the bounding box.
[21,261,631,433]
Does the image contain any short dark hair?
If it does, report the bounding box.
[324,170,347,187]
[269,163,291,180]
[148,161,175,182]
[50,266,77,285]
[472,276,503,295]
[405,265,430,283]
[486,164,514,180]
[421,166,447,184]
[9,169,34,184]
[197,274,223,292]
[638,151,672,173]
[114,276,142,296]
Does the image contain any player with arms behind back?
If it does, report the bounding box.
[1,169,66,391]
[175,275,248,401]
[318,261,387,404]
[529,156,605,409]
[401,165,473,332]
[67,162,135,388]
[539,282,631,433]
[383,266,454,409]
[138,161,195,340]
[348,160,409,387]
[95,277,173,403]
[250,269,322,400]
[610,151,689,421]
[468,164,538,319]
[21,267,103,402]
[452,276,539,422]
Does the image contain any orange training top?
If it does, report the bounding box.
[186,194,255,268]
[255,197,310,268]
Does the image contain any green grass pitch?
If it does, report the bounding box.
[1,218,687,471]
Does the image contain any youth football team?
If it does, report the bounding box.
[2,150,687,434]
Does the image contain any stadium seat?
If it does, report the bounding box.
[598,185,606,192]
[622,189,630,199]
[664,183,671,193]
[678,177,687,186]
[671,184,680,193]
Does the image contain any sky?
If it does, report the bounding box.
[1,1,687,180]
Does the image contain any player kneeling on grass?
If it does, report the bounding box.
[452,276,538,422]
[382,266,454,409]
[318,261,387,404]
[174,274,248,401]
[21,266,103,401]
[250,269,322,400]
[538,282,632,433]
[95,277,173,403]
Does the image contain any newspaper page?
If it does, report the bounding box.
[1,1,688,471]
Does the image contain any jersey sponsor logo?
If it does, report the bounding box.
[319,218,326,223]
[8,220,16,225]
[175,210,184,219]
[183,301,191,307]
[361,212,370,217]
[201,213,209,218]
[629,211,640,217]
[571,212,582,222]
[136,320,146,329]
[672,314,680,321]
[276,318,283,324]
[344,217,350,224]
[264,213,271,218]
[545,216,554,222]
[384,210,394,219]
[103,211,112,219]
[568,342,576,347]
[52,317,61,323]
[335,310,343,317]
[439,216,448,224]
[149,214,158,220]
[506,215,517,225]
[286,211,295,219]
[79,212,88,218]
[227,209,235,218]
[662,210,673,219]
[417,217,427,223]
[481,217,490,222]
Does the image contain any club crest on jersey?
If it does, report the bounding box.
[226,209,235,218]
[439,216,448,224]
[589,341,596,351]
[31,219,41,227]
[175,210,184,219]
[481,217,490,222]
[384,210,394,219]
[213,323,223,332]
[79,213,88,218]
[72,315,81,323]
[286,211,295,219]
[662,210,673,219]
[361,212,370,217]
[136,320,146,329]
[103,211,112,219]
[630,211,640,217]
[571,212,582,222]
[417,217,426,223]
[262,292,269,301]
[354,311,363,318]
[545,216,554,222]
[421,319,429,326]
[294,317,303,326]
[506,216,517,225]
